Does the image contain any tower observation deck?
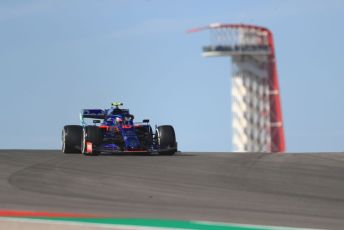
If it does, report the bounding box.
[190,23,285,152]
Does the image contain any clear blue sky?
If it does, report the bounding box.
[1,0,343,152]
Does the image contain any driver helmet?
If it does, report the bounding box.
[115,117,123,124]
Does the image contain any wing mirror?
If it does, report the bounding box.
[143,119,150,123]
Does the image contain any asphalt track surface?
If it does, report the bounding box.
[1,150,344,229]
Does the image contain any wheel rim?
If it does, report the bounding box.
[62,130,66,152]
[82,129,86,154]
[156,129,161,147]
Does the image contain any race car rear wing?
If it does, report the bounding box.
[80,109,105,125]
[81,109,105,118]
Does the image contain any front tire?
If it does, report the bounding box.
[156,125,177,155]
[62,125,83,153]
[82,126,103,156]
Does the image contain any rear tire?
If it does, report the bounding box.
[62,125,82,153]
[82,126,103,156]
[156,125,177,155]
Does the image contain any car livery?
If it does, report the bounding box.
[62,102,177,155]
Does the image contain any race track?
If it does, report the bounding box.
[1,150,344,229]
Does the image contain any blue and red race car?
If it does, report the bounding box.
[62,102,177,155]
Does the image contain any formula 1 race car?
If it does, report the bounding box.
[62,102,177,156]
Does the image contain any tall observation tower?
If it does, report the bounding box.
[190,23,285,152]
